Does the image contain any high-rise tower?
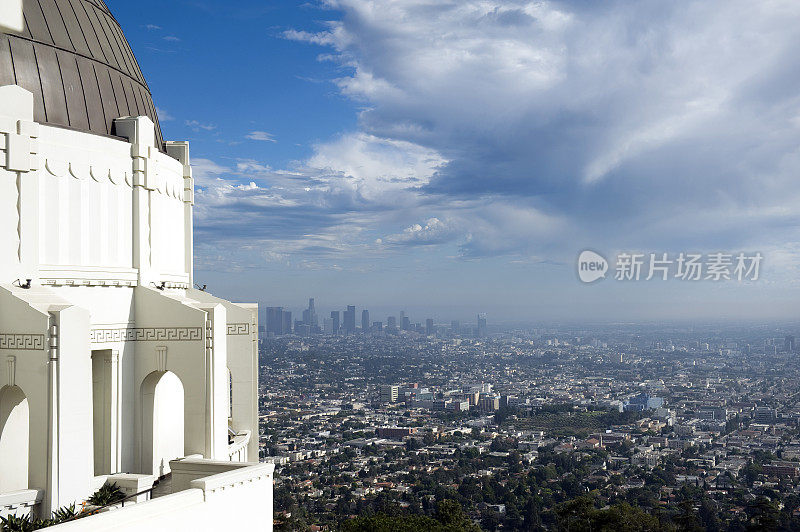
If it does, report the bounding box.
[330,311,340,335]
[344,305,356,334]
[362,310,370,333]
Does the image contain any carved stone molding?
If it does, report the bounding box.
[42,154,183,202]
[40,278,190,289]
[90,327,202,344]
[226,323,251,336]
[0,334,45,350]
[41,278,138,288]
[6,356,15,387]
[156,346,167,372]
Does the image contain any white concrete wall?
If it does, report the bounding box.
[55,286,136,473]
[53,304,94,511]
[0,161,21,277]
[0,283,262,516]
[207,303,230,461]
[0,489,43,519]
[0,287,52,502]
[0,86,36,284]
[35,122,189,284]
[187,290,260,461]
[1,86,193,291]
[49,463,274,532]
[168,458,253,492]
[38,127,133,269]
[132,288,231,466]
[0,84,266,525]
[0,287,96,514]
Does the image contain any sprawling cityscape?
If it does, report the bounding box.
[256,313,800,530]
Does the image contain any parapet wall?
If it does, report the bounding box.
[49,461,274,532]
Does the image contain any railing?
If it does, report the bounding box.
[228,430,251,462]
[118,486,156,508]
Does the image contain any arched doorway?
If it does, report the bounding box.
[0,385,29,492]
[140,371,184,477]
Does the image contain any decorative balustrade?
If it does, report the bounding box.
[228,430,251,462]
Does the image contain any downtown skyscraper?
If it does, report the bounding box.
[330,311,340,335]
[302,298,318,328]
[266,307,291,335]
[362,309,370,333]
[344,305,356,334]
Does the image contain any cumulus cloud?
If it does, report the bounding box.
[272,0,800,269]
[306,132,446,198]
[189,142,424,269]
[381,218,459,247]
[195,0,800,281]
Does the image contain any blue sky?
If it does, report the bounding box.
[108,0,800,323]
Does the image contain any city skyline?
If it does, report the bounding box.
[261,297,491,336]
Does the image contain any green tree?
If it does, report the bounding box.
[745,496,779,530]
[340,499,479,532]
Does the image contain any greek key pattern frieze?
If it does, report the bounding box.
[90,327,203,343]
[226,323,251,336]
[0,334,45,350]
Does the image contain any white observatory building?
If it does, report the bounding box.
[0,0,272,529]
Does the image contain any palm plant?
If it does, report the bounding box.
[1,502,96,530]
[0,513,52,532]
[51,503,79,522]
[87,482,126,507]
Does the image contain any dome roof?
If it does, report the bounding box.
[0,0,164,147]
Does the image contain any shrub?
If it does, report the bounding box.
[0,513,52,531]
[51,503,79,522]
[87,482,126,507]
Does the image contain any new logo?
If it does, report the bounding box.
[577,250,608,283]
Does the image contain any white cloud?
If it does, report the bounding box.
[382,217,459,246]
[191,158,230,187]
[276,0,800,270]
[156,107,174,122]
[185,120,217,132]
[246,131,277,142]
[184,0,800,285]
[306,132,447,199]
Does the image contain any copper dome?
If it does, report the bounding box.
[0,0,164,147]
